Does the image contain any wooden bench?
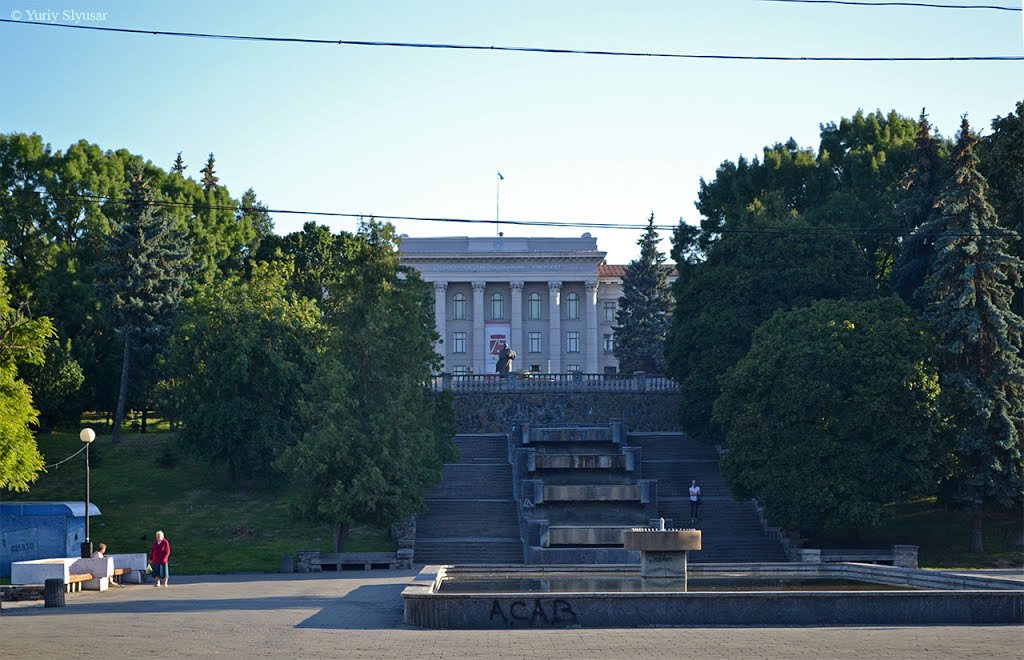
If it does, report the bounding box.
[66,573,93,593]
[111,567,133,586]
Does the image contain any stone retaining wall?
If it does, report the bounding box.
[450,392,682,432]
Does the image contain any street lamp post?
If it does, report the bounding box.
[80,427,96,559]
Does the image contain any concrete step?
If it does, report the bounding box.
[454,435,509,463]
[414,537,524,564]
[416,500,519,537]
[428,464,514,498]
[626,433,719,460]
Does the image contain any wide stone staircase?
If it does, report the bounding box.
[413,434,523,564]
[629,432,786,563]
[413,426,785,565]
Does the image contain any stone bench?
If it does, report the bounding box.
[109,553,148,584]
[803,545,919,569]
[313,552,399,571]
[11,556,115,592]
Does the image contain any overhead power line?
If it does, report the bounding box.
[31,191,1020,239]
[1,19,1022,62]
[759,0,1020,11]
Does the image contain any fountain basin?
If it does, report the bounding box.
[402,563,1024,628]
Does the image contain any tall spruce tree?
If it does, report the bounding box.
[917,117,1024,553]
[100,163,192,443]
[171,151,187,176]
[614,213,673,374]
[891,111,948,308]
[200,153,218,191]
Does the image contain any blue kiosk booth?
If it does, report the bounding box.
[0,502,101,577]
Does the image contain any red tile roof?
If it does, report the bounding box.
[599,264,627,278]
[599,264,678,280]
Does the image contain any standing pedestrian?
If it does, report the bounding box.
[150,530,171,587]
[689,480,701,523]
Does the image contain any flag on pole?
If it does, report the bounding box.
[497,171,504,180]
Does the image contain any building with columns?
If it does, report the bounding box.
[400,235,626,375]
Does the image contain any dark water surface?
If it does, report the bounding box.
[437,574,920,594]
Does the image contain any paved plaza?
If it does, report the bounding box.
[2,570,1022,659]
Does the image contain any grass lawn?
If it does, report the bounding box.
[809,498,1023,569]
[2,428,393,574]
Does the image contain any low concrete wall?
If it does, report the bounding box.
[403,564,1024,629]
[452,392,682,432]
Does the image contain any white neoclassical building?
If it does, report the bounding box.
[400,235,626,376]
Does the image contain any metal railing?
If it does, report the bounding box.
[430,372,679,393]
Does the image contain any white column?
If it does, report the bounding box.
[472,281,486,374]
[548,281,562,373]
[433,281,447,372]
[510,281,524,359]
[585,280,599,374]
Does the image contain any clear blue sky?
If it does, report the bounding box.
[2,0,1021,264]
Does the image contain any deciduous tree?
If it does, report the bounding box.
[279,222,457,551]
[0,241,53,491]
[167,261,325,482]
[667,213,878,444]
[715,298,946,533]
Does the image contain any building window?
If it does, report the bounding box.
[603,333,614,353]
[490,292,504,320]
[566,331,580,353]
[604,366,617,375]
[528,332,542,353]
[452,293,466,320]
[567,364,582,374]
[452,332,467,353]
[566,292,580,320]
[528,292,542,320]
[453,365,471,377]
[603,301,616,322]
[530,365,541,373]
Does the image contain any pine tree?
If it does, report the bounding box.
[918,117,1024,553]
[614,213,673,374]
[171,151,187,176]
[200,153,218,191]
[891,110,948,308]
[100,163,192,444]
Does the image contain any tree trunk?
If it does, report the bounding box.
[333,521,350,552]
[969,510,985,554]
[112,338,131,445]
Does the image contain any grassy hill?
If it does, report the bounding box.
[2,428,392,574]
[808,498,1023,569]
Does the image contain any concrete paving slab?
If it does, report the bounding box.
[2,570,1022,659]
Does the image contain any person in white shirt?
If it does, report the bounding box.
[689,480,701,523]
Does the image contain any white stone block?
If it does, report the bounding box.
[72,556,113,579]
[10,558,76,585]
[120,570,143,584]
[84,576,109,591]
[109,553,147,572]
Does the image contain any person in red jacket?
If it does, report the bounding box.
[150,530,171,587]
